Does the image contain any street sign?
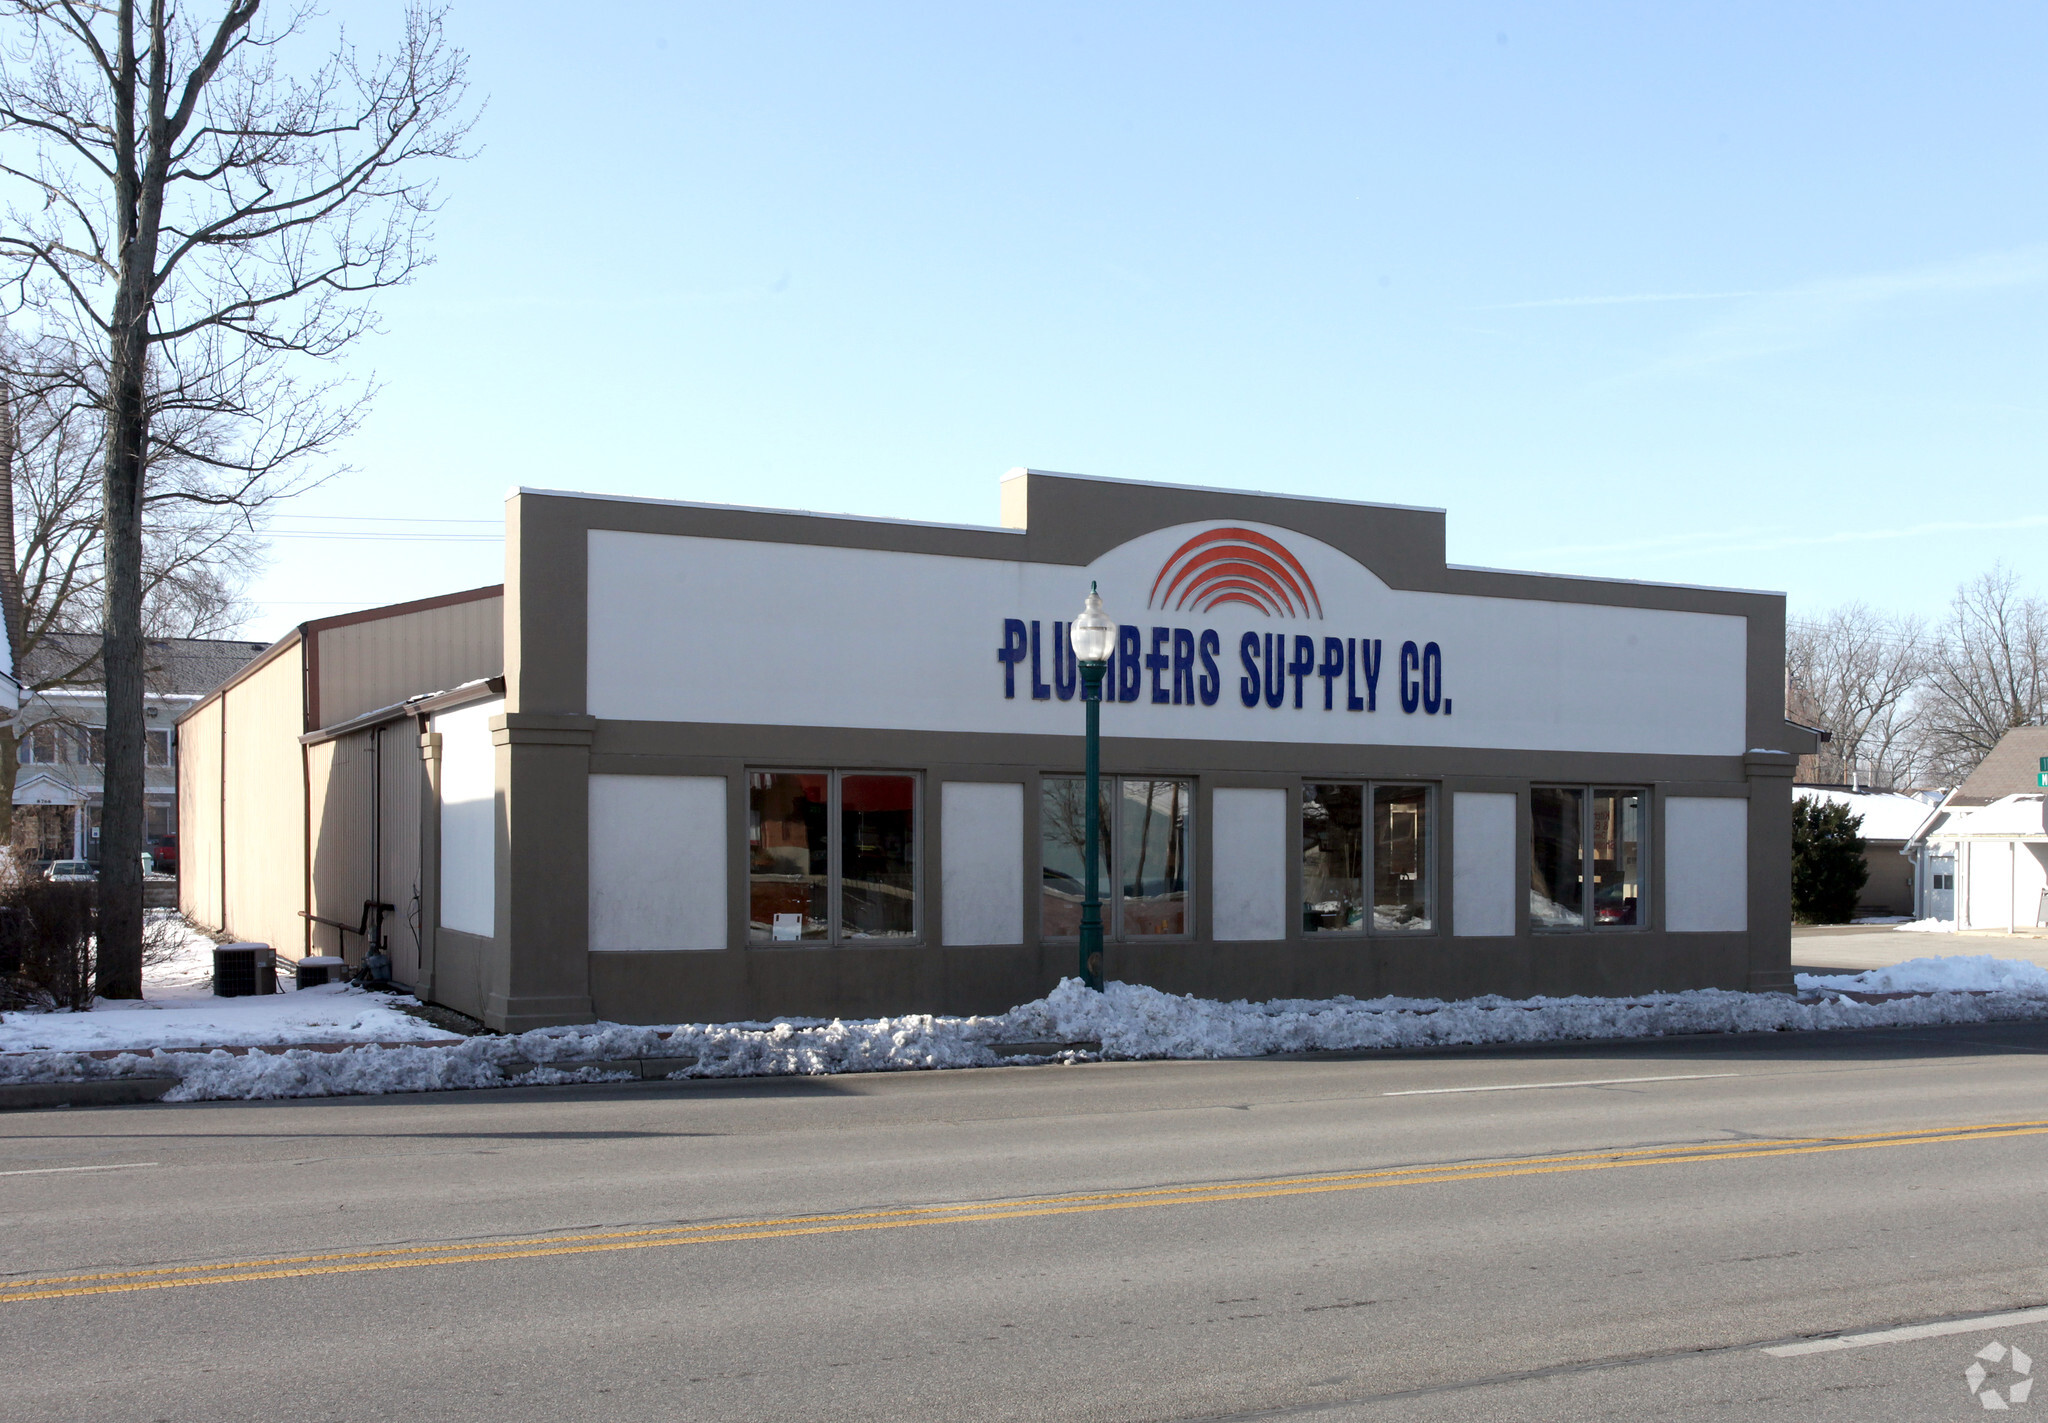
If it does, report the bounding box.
[2040,756,2048,788]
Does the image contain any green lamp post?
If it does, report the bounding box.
[1070,583,1116,991]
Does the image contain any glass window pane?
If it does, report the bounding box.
[1302,783,1365,932]
[748,771,830,942]
[841,774,916,940]
[1120,778,1189,937]
[1592,789,1645,927]
[1530,787,1584,929]
[1040,776,1108,938]
[1372,785,1432,931]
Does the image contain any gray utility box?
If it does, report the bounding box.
[212,943,276,997]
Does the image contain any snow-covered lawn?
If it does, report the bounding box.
[6,921,2048,1104]
[0,914,446,1054]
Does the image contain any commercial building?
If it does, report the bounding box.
[180,471,1814,1029]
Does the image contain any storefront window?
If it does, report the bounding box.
[1591,789,1645,927]
[1373,785,1432,931]
[1039,777,1109,938]
[841,774,916,940]
[1302,783,1433,933]
[1530,787,1584,928]
[1301,784,1365,931]
[749,771,829,941]
[749,770,920,945]
[1120,779,1189,937]
[1041,776,1192,939]
[1531,786,1647,930]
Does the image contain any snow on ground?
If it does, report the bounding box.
[8,957,2048,1103]
[0,912,446,1053]
[1895,918,1958,933]
[1795,955,2048,996]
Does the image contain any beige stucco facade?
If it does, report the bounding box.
[183,473,1815,1031]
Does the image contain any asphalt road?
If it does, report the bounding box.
[9,1023,2048,1422]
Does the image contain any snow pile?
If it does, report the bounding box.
[10,960,2048,1104]
[1797,955,2048,996]
[1895,918,1958,933]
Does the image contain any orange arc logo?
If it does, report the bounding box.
[1147,528,1323,619]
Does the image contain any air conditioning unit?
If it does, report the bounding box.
[212,943,276,997]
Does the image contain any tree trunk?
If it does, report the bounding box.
[97,320,149,999]
[0,383,20,850]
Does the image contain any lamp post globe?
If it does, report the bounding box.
[1071,582,1112,991]
[1070,586,1116,664]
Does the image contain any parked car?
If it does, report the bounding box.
[147,835,177,875]
[45,860,96,883]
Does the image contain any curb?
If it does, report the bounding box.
[501,1056,700,1080]
[0,1078,179,1111]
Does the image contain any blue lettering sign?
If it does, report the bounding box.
[1116,625,1142,702]
[998,618,1028,699]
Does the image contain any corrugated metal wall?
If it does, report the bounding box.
[306,735,369,959]
[177,697,225,929]
[379,725,425,987]
[176,592,502,979]
[313,595,502,729]
[304,722,424,985]
[220,648,309,959]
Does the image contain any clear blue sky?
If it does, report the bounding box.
[251,1,2048,639]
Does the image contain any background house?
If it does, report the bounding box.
[1903,727,2048,926]
[11,634,268,866]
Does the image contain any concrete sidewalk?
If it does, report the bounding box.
[1791,924,2048,976]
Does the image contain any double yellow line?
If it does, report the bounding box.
[7,1118,2045,1306]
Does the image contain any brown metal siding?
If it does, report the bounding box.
[221,647,309,959]
[177,697,225,930]
[311,596,503,730]
[379,724,425,988]
[305,736,369,959]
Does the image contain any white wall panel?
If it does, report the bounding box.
[1452,792,1517,937]
[1665,796,1748,933]
[586,523,1747,757]
[1211,788,1287,942]
[940,782,1024,946]
[589,774,727,951]
[435,696,501,937]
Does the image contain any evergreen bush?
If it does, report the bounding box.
[1792,796,1869,925]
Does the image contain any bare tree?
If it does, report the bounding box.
[1913,566,2048,786]
[1785,604,1926,789]
[0,2,473,995]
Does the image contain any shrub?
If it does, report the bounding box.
[3,881,98,1011]
[1792,796,1869,925]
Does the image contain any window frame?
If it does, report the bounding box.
[1298,780,1439,936]
[1039,773,1196,944]
[1529,784,1652,933]
[745,767,923,949]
